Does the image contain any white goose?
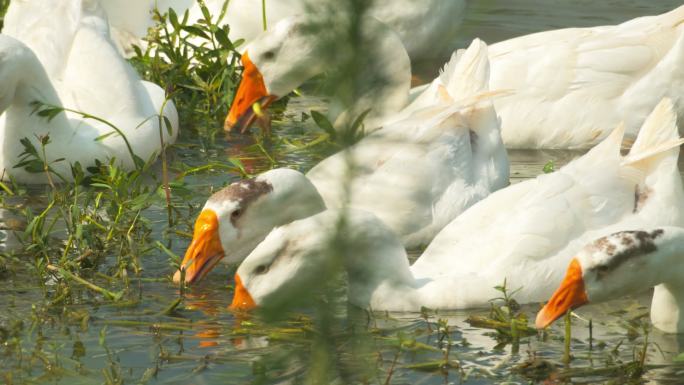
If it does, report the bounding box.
[173,40,509,284]
[229,98,684,312]
[491,5,684,148]
[230,5,684,149]
[0,0,179,183]
[536,227,684,334]
[225,13,412,133]
[223,1,469,132]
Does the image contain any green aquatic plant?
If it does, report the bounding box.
[466,280,536,351]
[310,108,371,148]
[3,100,191,304]
[543,160,555,173]
[12,156,157,296]
[129,0,242,144]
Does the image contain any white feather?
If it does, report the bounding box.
[0,0,179,183]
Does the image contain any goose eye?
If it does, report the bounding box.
[255,264,269,275]
[595,265,610,279]
[262,50,275,60]
[231,209,243,219]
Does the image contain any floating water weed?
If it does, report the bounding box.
[466,280,536,351]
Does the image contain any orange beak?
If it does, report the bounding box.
[173,209,225,284]
[535,258,589,329]
[225,52,278,134]
[229,273,256,311]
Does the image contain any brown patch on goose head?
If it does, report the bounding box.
[209,179,274,227]
[590,229,664,280]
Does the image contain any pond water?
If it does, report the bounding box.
[3,1,684,384]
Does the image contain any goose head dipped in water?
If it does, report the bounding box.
[537,227,684,334]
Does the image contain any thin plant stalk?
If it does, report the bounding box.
[38,136,60,190]
[0,179,14,195]
[384,346,401,385]
[157,97,174,227]
[510,318,519,354]
[32,102,142,171]
[589,319,593,351]
[564,310,572,365]
[261,0,267,30]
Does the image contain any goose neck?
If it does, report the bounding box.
[342,220,420,310]
[647,229,684,333]
[651,282,684,334]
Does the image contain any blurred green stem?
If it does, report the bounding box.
[262,0,267,30]
[564,310,571,365]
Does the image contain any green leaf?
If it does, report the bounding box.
[133,155,146,170]
[181,25,209,40]
[156,241,181,264]
[200,2,212,23]
[132,44,143,58]
[130,192,153,211]
[70,162,85,183]
[168,8,180,30]
[89,183,113,190]
[95,131,119,142]
[15,160,44,174]
[214,28,233,49]
[19,137,39,157]
[349,108,371,135]
[35,105,64,122]
[231,38,245,49]
[228,157,247,176]
[163,116,174,136]
[99,326,108,347]
[543,160,555,174]
[310,110,336,140]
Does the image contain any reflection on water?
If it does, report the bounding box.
[2,1,684,384]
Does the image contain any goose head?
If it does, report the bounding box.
[173,168,325,284]
[230,209,411,312]
[536,228,684,332]
[225,14,410,133]
[225,16,327,132]
[229,212,339,312]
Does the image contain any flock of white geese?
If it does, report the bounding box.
[2,1,684,333]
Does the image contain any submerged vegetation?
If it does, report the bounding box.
[0,0,683,384]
